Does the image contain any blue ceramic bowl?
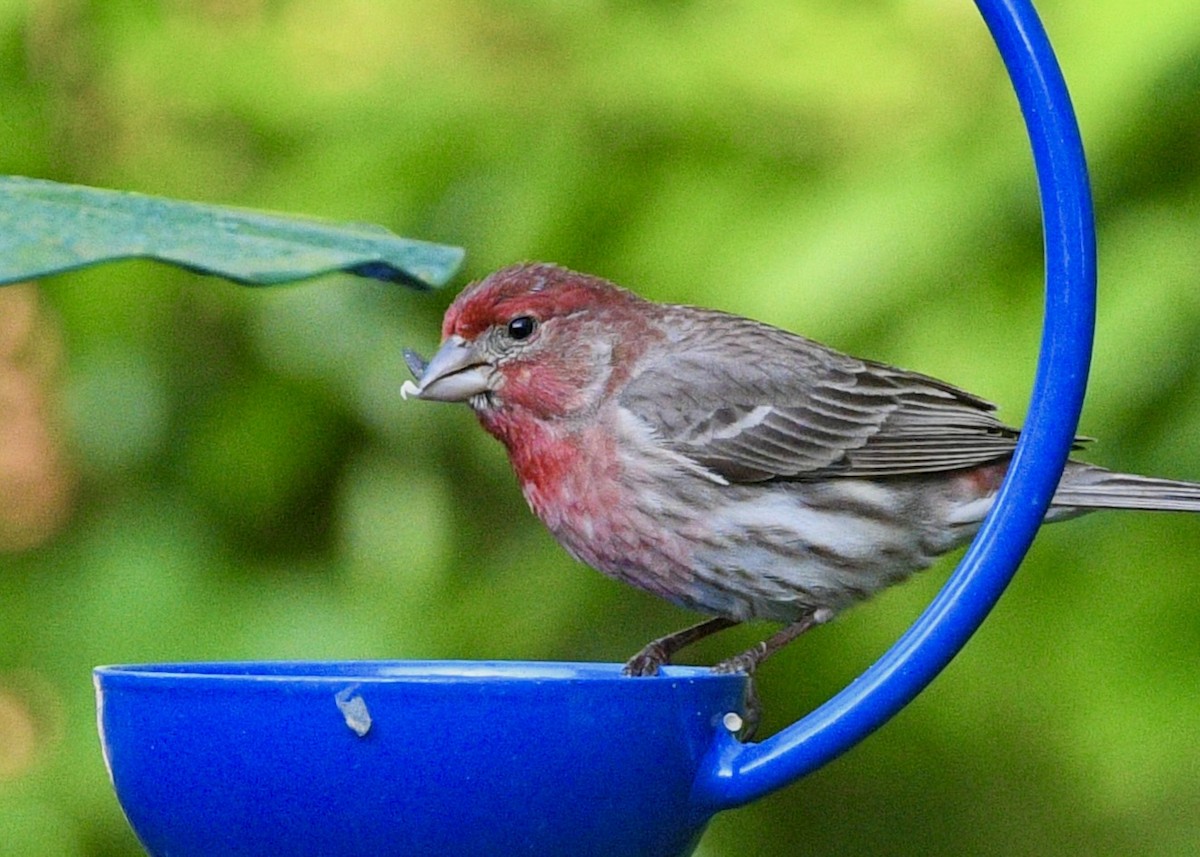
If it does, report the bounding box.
[95,660,747,857]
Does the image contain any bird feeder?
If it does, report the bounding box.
[92,0,1096,854]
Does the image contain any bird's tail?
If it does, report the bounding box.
[1052,463,1200,513]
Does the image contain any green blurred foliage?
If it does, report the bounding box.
[1,0,1199,854]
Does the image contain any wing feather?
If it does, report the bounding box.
[618,307,1041,483]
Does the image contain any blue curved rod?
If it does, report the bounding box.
[695,0,1097,810]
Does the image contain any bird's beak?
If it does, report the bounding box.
[400,335,491,402]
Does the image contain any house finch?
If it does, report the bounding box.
[402,263,1200,688]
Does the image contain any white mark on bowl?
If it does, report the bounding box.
[334,685,372,737]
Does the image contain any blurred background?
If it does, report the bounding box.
[2,0,1199,854]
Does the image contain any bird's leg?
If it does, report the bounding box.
[623,616,739,676]
[710,609,832,742]
[712,608,832,676]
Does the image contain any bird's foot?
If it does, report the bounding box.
[622,616,740,677]
[714,609,833,675]
[713,642,763,741]
[710,610,835,742]
[712,643,766,676]
[622,641,669,677]
[719,676,761,742]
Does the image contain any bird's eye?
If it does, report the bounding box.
[506,315,537,341]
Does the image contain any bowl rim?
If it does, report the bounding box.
[92,658,746,685]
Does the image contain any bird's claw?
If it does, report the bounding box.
[712,641,768,676]
[622,642,669,677]
[711,652,760,740]
[719,675,761,742]
[712,646,765,742]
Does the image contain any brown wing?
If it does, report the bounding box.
[618,308,1028,483]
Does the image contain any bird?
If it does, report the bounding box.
[401,262,1200,730]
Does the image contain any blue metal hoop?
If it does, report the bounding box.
[697,0,1097,807]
